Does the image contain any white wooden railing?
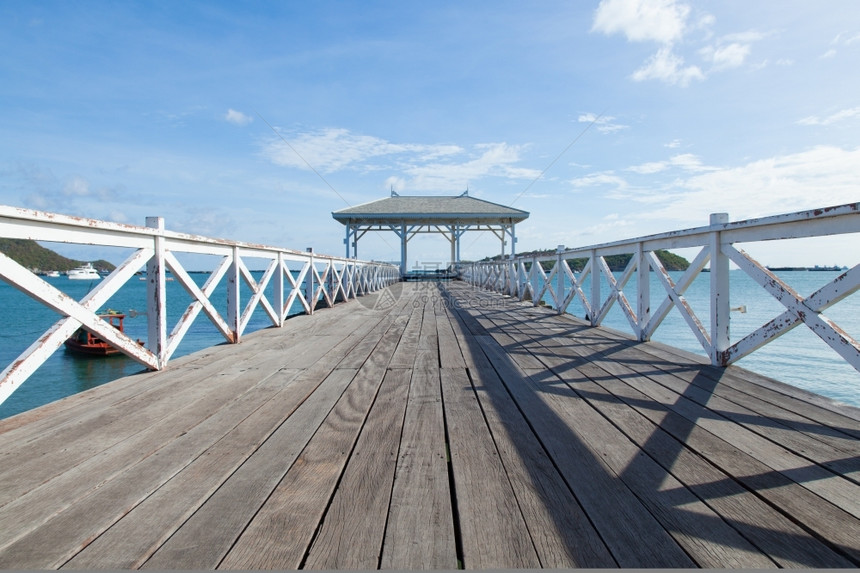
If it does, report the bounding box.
[0,205,400,406]
[459,203,860,373]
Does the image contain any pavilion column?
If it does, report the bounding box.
[344,224,351,258]
[449,225,456,266]
[400,223,407,276]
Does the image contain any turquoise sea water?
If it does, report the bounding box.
[0,269,858,419]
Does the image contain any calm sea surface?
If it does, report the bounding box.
[1,269,858,419]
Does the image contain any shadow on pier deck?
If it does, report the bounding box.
[1,282,859,569]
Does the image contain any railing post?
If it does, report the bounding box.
[275,252,285,326]
[556,246,565,314]
[305,248,315,315]
[145,216,167,367]
[326,259,334,304]
[710,213,730,365]
[590,249,600,326]
[636,242,650,341]
[228,245,241,341]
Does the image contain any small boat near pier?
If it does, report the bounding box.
[67,263,101,280]
[64,311,143,356]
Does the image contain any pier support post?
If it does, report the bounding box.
[146,217,167,367]
[227,245,241,341]
[556,246,565,313]
[590,249,600,326]
[400,224,407,277]
[275,252,285,327]
[344,225,351,258]
[710,213,730,365]
[306,248,315,315]
[636,242,650,341]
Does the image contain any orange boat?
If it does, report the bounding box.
[64,312,143,356]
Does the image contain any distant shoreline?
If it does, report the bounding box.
[766,266,847,272]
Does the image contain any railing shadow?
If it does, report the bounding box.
[438,282,860,567]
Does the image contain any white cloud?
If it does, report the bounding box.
[403,143,542,191]
[225,109,253,126]
[639,146,860,223]
[632,47,704,86]
[569,171,629,192]
[592,0,705,87]
[593,2,762,85]
[798,107,860,126]
[665,139,682,148]
[262,128,539,192]
[707,42,750,69]
[576,213,634,237]
[592,0,690,44]
[832,31,860,46]
[176,207,237,238]
[628,161,667,175]
[577,113,628,134]
[822,31,860,58]
[263,128,460,173]
[628,153,711,175]
[669,153,710,171]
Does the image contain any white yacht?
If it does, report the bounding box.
[67,263,101,280]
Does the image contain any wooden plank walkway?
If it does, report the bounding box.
[1,281,859,569]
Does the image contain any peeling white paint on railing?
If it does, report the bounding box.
[0,205,399,407]
[459,203,860,373]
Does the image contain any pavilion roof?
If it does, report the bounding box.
[332,194,529,226]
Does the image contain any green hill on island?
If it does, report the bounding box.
[0,239,116,274]
[482,248,690,272]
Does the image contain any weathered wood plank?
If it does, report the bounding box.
[380,367,457,570]
[435,302,466,370]
[449,317,617,567]
[218,309,410,570]
[414,300,439,372]
[497,306,860,484]
[140,306,404,570]
[550,353,854,567]
[635,338,860,442]
[493,311,851,568]
[646,337,860,425]
[334,289,414,369]
[139,367,357,570]
[303,368,411,569]
[440,366,541,569]
[500,306,860,565]
[0,365,305,569]
[484,340,773,566]
[566,331,860,521]
[0,281,857,570]
[388,304,423,369]
[0,326,360,505]
[472,334,694,568]
[448,283,860,563]
[61,368,305,569]
[0,349,310,553]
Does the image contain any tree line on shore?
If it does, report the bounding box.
[0,239,116,274]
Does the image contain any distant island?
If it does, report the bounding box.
[767,265,848,272]
[0,239,116,274]
[481,248,690,272]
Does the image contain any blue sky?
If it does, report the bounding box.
[1,0,859,267]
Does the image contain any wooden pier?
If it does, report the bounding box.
[1,281,859,569]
